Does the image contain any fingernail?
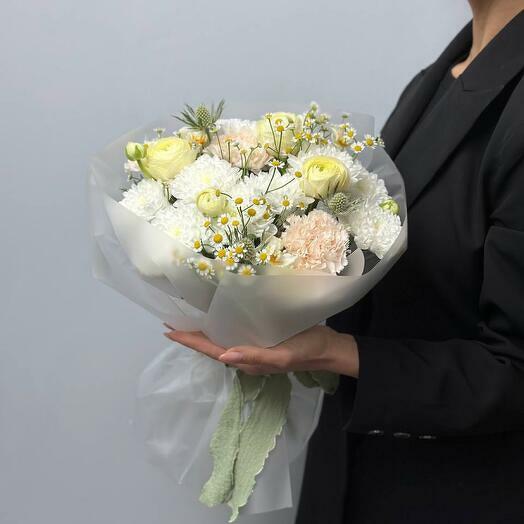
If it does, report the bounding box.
[220,351,243,363]
[163,332,172,339]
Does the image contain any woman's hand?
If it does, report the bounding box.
[163,324,359,377]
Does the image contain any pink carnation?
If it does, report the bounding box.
[281,209,349,274]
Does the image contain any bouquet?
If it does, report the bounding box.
[89,101,407,521]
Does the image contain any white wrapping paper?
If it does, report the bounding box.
[89,115,407,517]
[136,343,323,514]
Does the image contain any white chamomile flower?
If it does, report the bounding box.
[351,142,366,154]
[214,246,228,260]
[210,231,226,248]
[344,204,402,259]
[292,132,304,143]
[151,205,203,248]
[168,155,241,206]
[303,130,315,143]
[255,248,270,265]
[230,242,247,261]
[230,216,242,229]
[238,264,256,276]
[218,213,231,227]
[192,238,204,253]
[268,158,285,169]
[224,253,239,271]
[120,178,168,221]
[188,257,215,279]
[346,127,357,140]
[363,134,377,148]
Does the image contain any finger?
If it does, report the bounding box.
[164,331,226,360]
[219,346,290,369]
[232,364,269,376]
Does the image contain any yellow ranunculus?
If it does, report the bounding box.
[196,188,230,217]
[256,112,301,156]
[299,156,350,199]
[138,137,196,182]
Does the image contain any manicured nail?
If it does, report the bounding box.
[220,351,243,363]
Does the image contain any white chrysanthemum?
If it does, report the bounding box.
[150,204,204,248]
[345,204,401,259]
[206,119,270,171]
[120,178,168,220]
[168,155,241,205]
[348,171,388,205]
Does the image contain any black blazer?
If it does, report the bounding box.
[297,12,524,524]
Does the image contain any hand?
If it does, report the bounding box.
[163,324,359,377]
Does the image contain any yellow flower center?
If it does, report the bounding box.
[213,233,223,244]
[247,208,256,217]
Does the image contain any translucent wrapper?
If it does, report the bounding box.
[89,116,407,517]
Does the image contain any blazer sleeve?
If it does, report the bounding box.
[345,153,524,438]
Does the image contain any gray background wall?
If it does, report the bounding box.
[0,1,470,523]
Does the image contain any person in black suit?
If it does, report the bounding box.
[165,2,524,522]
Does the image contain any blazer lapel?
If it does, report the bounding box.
[382,23,473,159]
[396,9,524,208]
